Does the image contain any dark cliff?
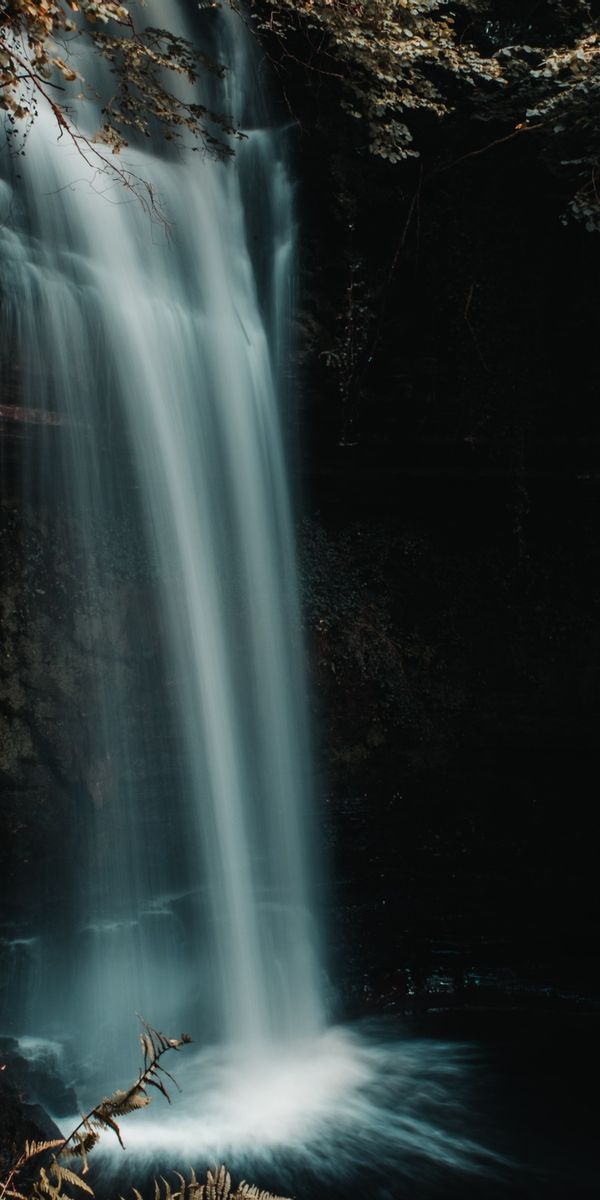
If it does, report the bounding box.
[254,1,600,1009]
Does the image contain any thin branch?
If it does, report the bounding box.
[464,281,490,372]
[432,121,546,178]
[5,43,165,221]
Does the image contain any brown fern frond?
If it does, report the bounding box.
[154,1063,181,1092]
[96,1086,150,1118]
[138,1017,191,1053]
[234,1184,291,1200]
[213,1168,231,1200]
[36,1167,61,1200]
[140,1033,154,1068]
[89,1109,124,1150]
[145,1074,170,1103]
[159,1178,173,1200]
[22,1142,64,1163]
[68,1129,99,1157]
[49,1160,94,1196]
[172,1171,187,1200]
[186,1167,204,1200]
[67,1126,99,1176]
[137,1170,290,1200]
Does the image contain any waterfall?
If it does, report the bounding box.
[0,1,323,1085]
[0,7,499,1185]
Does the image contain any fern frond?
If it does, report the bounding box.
[172,1171,187,1200]
[215,1168,230,1200]
[138,1169,289,1200]
[185,1167,204,1200]
[96,1086,149,1118]
[145,1074,170,1103]
[154,1063,181,1092]
[69,1130,99,1157]
[159,1178,172,1200]
[89,1109,124,1149]
[140,1034,154,1068]
[49,1161,94,1197]
[234,1184,291,1200]
[22,1142,64,1163]
[36,1167,61,1200]
[68,1127,99,1176]
[137,1017,191,1056]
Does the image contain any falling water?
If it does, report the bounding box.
[0,0,322,1076]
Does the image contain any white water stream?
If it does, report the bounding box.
[0,1,322,1071]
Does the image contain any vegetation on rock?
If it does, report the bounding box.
[252,0,600,229]
[0,1021,192,1200]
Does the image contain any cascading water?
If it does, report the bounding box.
[0,3,502,1189]
[0,0,322,1076]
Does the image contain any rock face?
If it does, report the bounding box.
[0,493,182,1015]
[0,1050,64,1180]
[300,507,598,1011]
[0,1038,75,1120]
[269,18,600,1010]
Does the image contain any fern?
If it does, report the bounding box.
[32,1162,94,1200]
[20,1147,65,1166]
[1,1028,290,1200]
[48,1164,93,1197]
[0,1019,191,1200]
[236,1185,290,1200]
[130,1170,290,1200]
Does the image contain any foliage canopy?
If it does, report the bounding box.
[252,0,600,230]
[0,1,240,206]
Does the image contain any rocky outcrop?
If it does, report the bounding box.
[0,1056,63,1180]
